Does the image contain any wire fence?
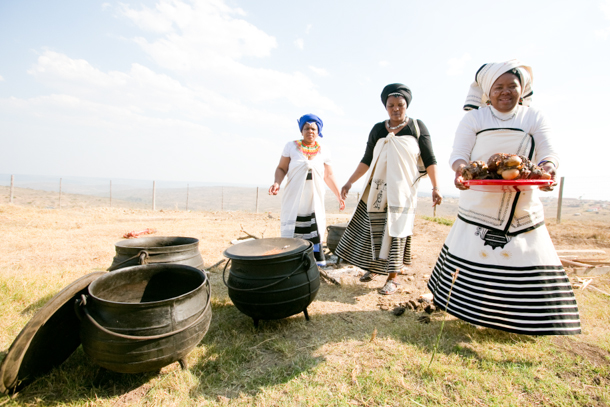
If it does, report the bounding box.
[1,174,608,222]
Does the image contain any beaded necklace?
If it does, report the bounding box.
[295,140,321,159]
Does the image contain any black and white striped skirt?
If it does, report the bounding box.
[427,219,581,336]
[335,200,411,274]
[293,171,324,263]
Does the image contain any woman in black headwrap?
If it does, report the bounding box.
[335,84,442,295]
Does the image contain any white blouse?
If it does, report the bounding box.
[448,105,560,169]
[282,141,332,168]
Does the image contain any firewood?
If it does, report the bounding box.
[319,268,340,285]
[561,259,593,268]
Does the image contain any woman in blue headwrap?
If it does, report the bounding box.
[335,84,442,295]
[269,113,345,266]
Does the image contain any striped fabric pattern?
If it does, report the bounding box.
[335,200,411,275]
[293,213,321,244]
[428,244,581,335]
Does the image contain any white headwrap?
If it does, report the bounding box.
[463,59,533,111]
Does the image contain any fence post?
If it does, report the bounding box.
[109,180,112,208]
[59,178,62,209]
[221,187,224,211]
[556,176,565,224]
[10,175,14,204]
[256,187,259,214]
[152,181,156,211]
[186,184,189,211]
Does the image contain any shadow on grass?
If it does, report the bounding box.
[6,287,571,405]
[19,292,56,316]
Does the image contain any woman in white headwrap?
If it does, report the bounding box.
[427,60,581,335]
[336,84,442,295]
[269,113,345,266]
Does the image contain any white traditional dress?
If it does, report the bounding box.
[280,141,331,263]
[335,120,429,274]
[427,100,581,335]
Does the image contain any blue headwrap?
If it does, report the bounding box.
[297,113,323,138]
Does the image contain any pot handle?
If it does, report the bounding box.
[107,250,149,271]
[222,252,312,292]
[75,278,211,341]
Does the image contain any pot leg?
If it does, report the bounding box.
[303,308,310,321]
[253,318,259,328]
[179,359,188,370]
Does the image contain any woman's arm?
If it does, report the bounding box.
[269,156,291,195]
[324,164,345,210]
[341,162,369,200]
[425,164,443,205]
[530,108,559,191]
[452,159,469,190]
[448,112,478,168]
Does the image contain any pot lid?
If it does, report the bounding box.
[224,237,311,260]
[0,271,106,394]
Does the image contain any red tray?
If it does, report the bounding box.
[462,179,554,192]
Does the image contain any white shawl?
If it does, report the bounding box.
[457,128,545,235]
[464,59,533,111]
[360,131,421,239]
[280,155,326,240]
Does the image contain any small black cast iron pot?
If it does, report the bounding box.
[223,238,319,327]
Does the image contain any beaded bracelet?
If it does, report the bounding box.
[432,187,440,191]
[538,160,556,167]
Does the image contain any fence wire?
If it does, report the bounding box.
[1,174,608,222]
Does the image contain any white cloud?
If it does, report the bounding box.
[596,0,610,39]
[0,75,4,81]
[294,38,304,50]
[120,0,276,60]
[601,0,610,18]
[596,27,610,39]
[309,66,329,77]
[118,0,340,113]
[379,61,390,67]
[305,24,312,34]
[446,53,471,76]
[26,50,297,124]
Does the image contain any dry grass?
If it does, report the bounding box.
[0,203,609,406]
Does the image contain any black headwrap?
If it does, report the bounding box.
[380,83,412,107]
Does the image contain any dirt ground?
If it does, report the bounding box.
[1,202,609,405]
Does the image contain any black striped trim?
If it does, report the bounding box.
[335,200,409,275]
[427,244,581,336]
[475,64,487,82]
[456,215,545,237]
[476,127,525,136]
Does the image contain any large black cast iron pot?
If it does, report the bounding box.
[76,264,211,373]
[108,236,204,271]
[223,238,319,327]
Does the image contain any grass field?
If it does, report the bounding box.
[0,200,609,406]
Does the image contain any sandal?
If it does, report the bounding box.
[359,271,376,282]
[379,280,399,295]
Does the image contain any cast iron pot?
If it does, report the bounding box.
[76,264,211,373]
[108,236,204,271]
[326,223,348,255]
[223,238,319,327]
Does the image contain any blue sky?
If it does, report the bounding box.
[1,0,609,199]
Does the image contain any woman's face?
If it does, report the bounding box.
[385,96,407,123]
[301,122,318,145]
[489,73,522,113]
